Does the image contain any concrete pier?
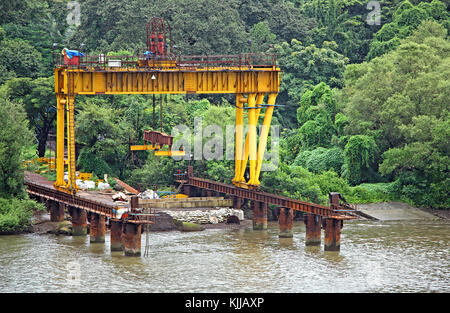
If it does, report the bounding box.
[71,207,87,236]
[49,200,65,222]
[278,207,294,238]
[252,201,268,230]
[123,222,142,257]
[324,219,342,251]
[89,213,106,243]
[304,214,322,246]
[110,220,123,251]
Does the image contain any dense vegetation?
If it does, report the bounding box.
[0,0,448,227]
[0,97,45,233]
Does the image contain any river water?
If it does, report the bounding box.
[0,219,448,293]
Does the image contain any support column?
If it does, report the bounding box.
[245,94,259,185]
[304,214,321,246]
[110,220,123,251]
[233,196,242,210]
[324,219,342,251]
[71,207,87,236]
[65,95,77,192]
[233,94,245,183]
[54,95,65,188]
[123,222,142,257]
[49,201,65,222]
[252,201,267,230]
[255,93,277,184]
[89,213,106,243]
[182,185,191,197]
[278,207,294,238]
[206,190,213,197]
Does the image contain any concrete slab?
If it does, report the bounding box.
[356,202,440,221]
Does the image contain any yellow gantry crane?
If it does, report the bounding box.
[53,18,281,194]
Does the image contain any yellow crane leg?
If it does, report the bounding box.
[247,93,259,185]
[54,95,66,189]
[232,94,245,184]
[239,93,263,183]
[65,96,78,193]
[254,93,277,184]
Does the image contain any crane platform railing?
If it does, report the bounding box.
[53,51,278,71]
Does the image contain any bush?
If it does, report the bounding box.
[345,182,398,204]
[0,198,45,233]
[293,147,344,175]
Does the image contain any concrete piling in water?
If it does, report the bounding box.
[123,222,142,257]
[71,207,87,236]
[49,200,65,222]
[278,207,294,238]
[324,192,343,251]
[324,219,342,251]
[89,213,106,243]
[110,220,123,251]
[252,201,268,230]
[304,214,322,246]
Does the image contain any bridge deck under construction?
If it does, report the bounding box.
[176,167,358,221]
[25,171,126,220]
[25,169,358,253]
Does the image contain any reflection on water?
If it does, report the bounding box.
[0,220,448,293]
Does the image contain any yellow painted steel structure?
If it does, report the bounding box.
[54,63,280,193]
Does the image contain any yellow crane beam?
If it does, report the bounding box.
[54,68,279,95]
[54,65,280,194]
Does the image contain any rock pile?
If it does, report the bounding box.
[164,208,244,224]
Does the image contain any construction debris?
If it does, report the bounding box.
[112,192,127,202]
[97,182,111,190]
[76,180,96,190]
[138,189,159,200]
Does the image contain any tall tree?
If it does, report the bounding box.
[0,77,56,157]
[0,97,34,198]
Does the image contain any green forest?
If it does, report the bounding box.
[0,0,449,231]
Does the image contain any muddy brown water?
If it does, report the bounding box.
[0,219,448,293]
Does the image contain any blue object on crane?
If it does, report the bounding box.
[63,48,85,59]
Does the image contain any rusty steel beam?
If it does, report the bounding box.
[183,176,356,220]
